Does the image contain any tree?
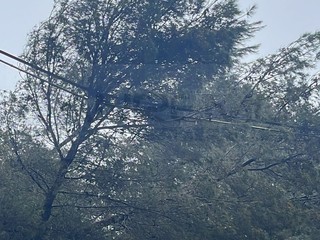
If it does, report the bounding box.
[1,0,258,239]
[124,31,320,239]
[2,0,320,239]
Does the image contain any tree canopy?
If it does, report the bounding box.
[1,0,320,239]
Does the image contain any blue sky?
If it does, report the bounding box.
[239,0,320,56]
[0,1,54,90]
[1,0,319,90]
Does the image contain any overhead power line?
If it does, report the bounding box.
[0,58,86,99]
[1,50,319,138]
[0,49,88,92]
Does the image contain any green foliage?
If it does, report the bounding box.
[1,0,320,239]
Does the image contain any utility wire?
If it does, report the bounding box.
[185,116,292,133]
[0,49,88,92]
[0,59,86,99]
[0,50,318,137]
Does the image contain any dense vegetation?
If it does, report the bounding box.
[1,0,320,239]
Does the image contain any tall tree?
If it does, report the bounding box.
[1,1,320,239]
[128,31,320,239]
[1,0,258,239]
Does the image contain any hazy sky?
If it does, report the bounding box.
[0,0,319,90]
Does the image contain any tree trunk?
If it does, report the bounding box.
[33,160,70,240]
[34,100,96,239]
